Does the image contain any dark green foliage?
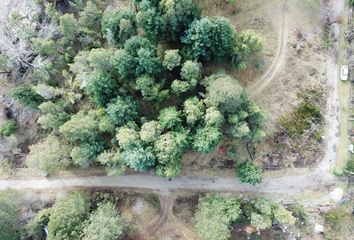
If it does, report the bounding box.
[0,120,17,137]
[106,96,139,126]
[193,126,222,153]
[137,0,201,43]
[158,106,183,130]
[136,47,161,77]
[47,192,90,240]
[82,202,128,240]
[79,1,103,37]
[71,141,105,168]
[101,8,137,45]
[280,101,323,136]
[112,49,136,81]
[345,157,354,174]
[0,190,22,240]
[136,75,167,101]
[121,145,156,171]
[87,73,120,107]
[195,195,241,240]
[12,85,45,108]
[183,17,236,63]
[236,161,262,185]
[25,209,51,240]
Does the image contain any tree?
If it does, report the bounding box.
[0,189,22,240]
[163,49,181,70]
[101,8,137,45]
[121,145,156,171]
[82,202,128,240]
[116,126,140,149]
[183,17,236,63]
[236,161,262,185]
[135,75,167,101]
[47,192,90,240]
[25,208,51,240]
[78,1,103,45]
[140,121,162,143]
[59,111,100,143]
[171,80,192,95]
[37,101,70,131]
[203,73,244,113]
[193,126,222,153]
[87,73,120,107]
[70,142,105,168]
[183,97,205,125]
[158,106,182,130]
[0,120,17,137]
[136,47,161,77]
[12,85,45,108]
[180,60,202,84]
[154,132,185,165]
[106,96,139,127]
[195,196,241,240]
[250,212,272,230]
[233,30,262,69]
[112,49,136,81]
[272,204,296,225]
[60,14,79,43]
[205,107,224,127]
[156,160,181,178]
[254,198,272,216]
[97,150,124,170]
[27,135,71,174]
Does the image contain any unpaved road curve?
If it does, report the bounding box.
[246,0,288,96]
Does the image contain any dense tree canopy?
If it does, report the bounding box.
[0,190,23,240]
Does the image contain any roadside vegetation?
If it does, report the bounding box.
[0,0,265,182]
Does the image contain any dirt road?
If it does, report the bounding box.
[246,0,288,96]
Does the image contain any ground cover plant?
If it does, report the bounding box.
[4,0,265,179]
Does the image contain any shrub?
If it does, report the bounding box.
[236,161,262,185]
[0,120,17,137]
[12,85,45,108]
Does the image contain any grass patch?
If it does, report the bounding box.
[324,202,354,240]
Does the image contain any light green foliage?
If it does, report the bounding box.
[0,120,17,137]
[34,84,56,100]
[87,73,120,107]
[233,30,263,69]
[106,96,139,127]
[183,97,205,125]
[47,192,90,240]
[116,127,139,149]
[12,85,45,108]
[254,198,272,216]
[79,1,102,38]
[82,202,128,240]
[163,49,181,70]
[97,150,123,169]
[272,204,296,225]
[183,17,236,62]
[32,39,57,55]
[154,132,186,165]
[195,195,241,240]
[324,204,354,240]
[236,161,262,185]
[158,106,183,130]
[60,14,79,43]
[70,142,105,168]
[25,208,51,240]
[250,212,272,230]
[121,145,156,171]
[203,73,244,113]
[101,8,137,45]
[59,110,104,143]
[37,101,70,131]
[45,2,60,23]
[180,60,202,84]
[171,80,192,95]
[27,135,71,174]
[136,75,166,101]
[0,189,22,240]
[205,107,224,127]
[140,121,162,143]
[156,160,181,178]
[193,126,222,153]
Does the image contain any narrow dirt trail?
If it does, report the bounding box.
[246,0,288,96]
[133,193,173,240]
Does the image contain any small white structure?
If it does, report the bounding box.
[348,144,354,153]
[314,224,324,233]
[329,188,344,202]
[341,65,349,81]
